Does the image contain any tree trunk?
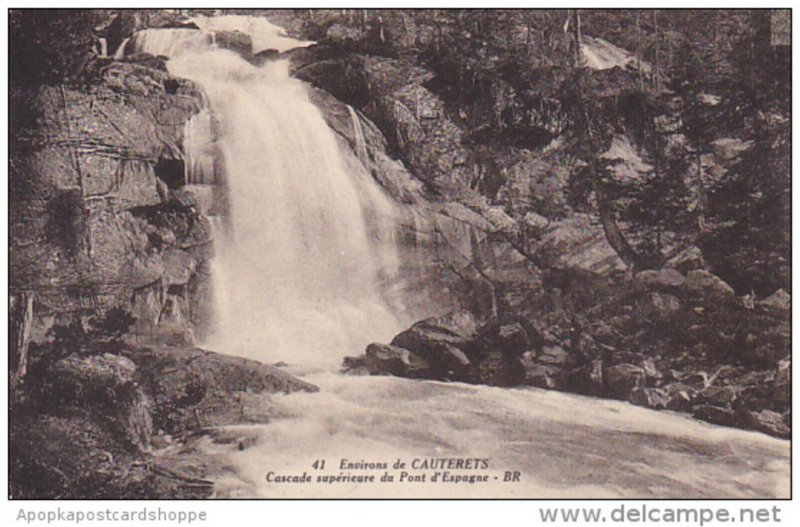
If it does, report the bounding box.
[572,10,583,67]
[12,292,35,386]
[652,10,660,90]
[525,17,532,60]
[596,188,643,270]
[636,11,645,91]
[696,152,706,232]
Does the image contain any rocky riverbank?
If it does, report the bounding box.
[8,9,791,499]
[9,344,316,499]
[345,267,790,439]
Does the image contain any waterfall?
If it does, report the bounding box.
[347,105,369,165]
[129,28,214,58]
[98,37,108,58]
[183,108,216,185]
[131,26,402,365]
[190,14,314,53]
[113,37,130,60]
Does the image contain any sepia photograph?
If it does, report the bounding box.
[5,4,792,504]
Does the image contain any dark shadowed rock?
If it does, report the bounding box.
[742,410,790,439]
[629,387,671,410]
[214,30,253,57]
[340,356,370,376]
[128,347,317,434]
[476,352,525,387]
[9,58,207,342]
[494,322,531,355]
[47,353,153,451]
[693,405,740,427]
[253,48,281,64]
[538,345,571,366]
[633,269,686,292]
[475,319,535,360]
[635,292,681,323]
[773,357,790,405]
[9,414,211,499]
[363,343,430,377]
[663,383,697,411]
[759,289,790,311]
[390,310,478,377]
[604,364,646,400]
[685,270,735,301]
[564,359,604,396]
[664,246,703,274]
[698,385,737,407]
[522,360,561,390]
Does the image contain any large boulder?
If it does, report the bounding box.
[634,292,681,324]
[742,410,791,439]
[362,343,430,377]
[214,30,253,57]
[693,404,739,427]
[128,347,318,434]
[664,246,703,274]
[537,345,571,366]
[563,359,604,396]
[760,289,790,311]
[477,320,532,357]
[684,270,736,301]
[773,357,791,405]
[633,269,686,292]
[697,385,737,407]
[629,387,671,410]
[604,363,646,400]
[476,352,525,387]
[662,383,697,411]
[390,310,478,379]
[521,356,561,390]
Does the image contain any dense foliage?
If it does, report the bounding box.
[314,9,790,293]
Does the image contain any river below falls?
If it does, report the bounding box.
[190,370,789,499]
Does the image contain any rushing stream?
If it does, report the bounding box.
[129,16,790,499]
[200,371,789,499]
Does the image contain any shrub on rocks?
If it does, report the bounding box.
[46,353,153,451]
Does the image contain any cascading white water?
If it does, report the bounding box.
[183,108,216,185]
[113,37,130,60]
[130,28,215,58]
[191,14,314,53]
[131,26,402,365]
[123,19,789,500]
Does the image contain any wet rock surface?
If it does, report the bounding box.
[11,345,317,499]
[347,268,791,439]
[9,52,211,344]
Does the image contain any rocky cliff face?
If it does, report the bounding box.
[10,58,212,343]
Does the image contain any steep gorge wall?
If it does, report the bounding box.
[10,59,213,343]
